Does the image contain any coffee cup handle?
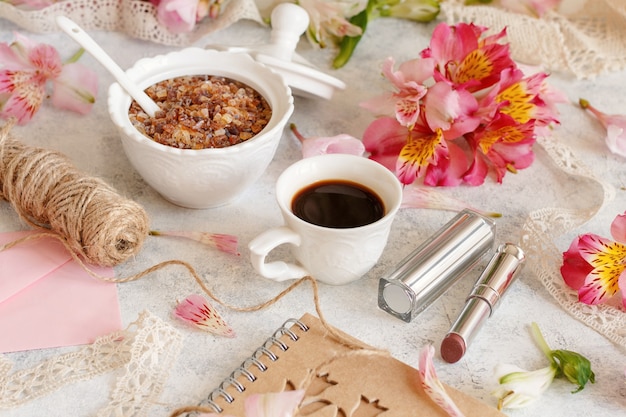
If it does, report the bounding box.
[248,226,310,281]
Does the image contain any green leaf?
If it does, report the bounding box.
[332,0,375,69]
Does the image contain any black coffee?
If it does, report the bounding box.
[292,180,385,228]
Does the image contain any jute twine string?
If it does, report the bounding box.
[0,119,149,267]
[0,119,366,365]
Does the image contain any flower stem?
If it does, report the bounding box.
[66,48,85,64]
[530,322,553,360]
[290,123,306,143]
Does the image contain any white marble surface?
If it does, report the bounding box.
[1,14,625,417]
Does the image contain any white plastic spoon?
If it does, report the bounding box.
[56,15,160,117]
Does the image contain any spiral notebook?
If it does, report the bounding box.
[201,313,505,417]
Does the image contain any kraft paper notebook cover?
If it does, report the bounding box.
[202,313,505,417]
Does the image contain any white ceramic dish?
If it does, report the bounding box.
[108,47,294,208]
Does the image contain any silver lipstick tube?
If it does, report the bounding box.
[441,243,525,363]
[378,209,496,323]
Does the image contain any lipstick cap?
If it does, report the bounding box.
[378,209,496,322]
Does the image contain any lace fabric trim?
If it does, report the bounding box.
[0,310,184,416]
[0,0,263,46]
[441,0,626,79]
[520,134,626,349]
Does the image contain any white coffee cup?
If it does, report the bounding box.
[248,154,403,285]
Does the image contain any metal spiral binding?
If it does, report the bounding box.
[203,318,309,413]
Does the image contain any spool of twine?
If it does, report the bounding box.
[0,119,149,267]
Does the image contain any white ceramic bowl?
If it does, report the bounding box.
[108,47,294,208]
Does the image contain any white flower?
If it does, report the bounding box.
[492,363,556,409]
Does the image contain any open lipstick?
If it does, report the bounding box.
[440,243,525,364]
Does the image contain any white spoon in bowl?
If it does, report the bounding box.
[56,16,161,117]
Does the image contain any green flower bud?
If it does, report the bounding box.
[550,349,596,393]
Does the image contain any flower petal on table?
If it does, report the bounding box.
[492,363,556,410]
[149,230,239,255]
[610,211,626,243]
[52,62,97,115]
[418,345,466,417]
[401,184,500,217]
[174,294,235,337]
[301,134,365,158]
[244,390,305,417]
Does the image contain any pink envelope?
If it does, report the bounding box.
[0,230,122,353]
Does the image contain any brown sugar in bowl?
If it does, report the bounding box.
[108,47,294,209]
[129,75,273,150]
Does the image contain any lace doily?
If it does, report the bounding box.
[441,0,626,79]
[518,134,626,349]
[0,310,184,416]
[0,0,263,46]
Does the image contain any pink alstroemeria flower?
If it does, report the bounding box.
[0,33,97,124]
[579,98,626,157]
[173,294,236,337]
[418,344,466,417]
[198,390,305,417]
[560,211,626,308]
[422,80,480,139]
[361,57,434,127]
[464,115,536,185]
[150,0,215,33]
[422,22,514,92]
[363,115,460,186]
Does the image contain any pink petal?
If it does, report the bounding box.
[301,134,365,158]
[423,82,480,138]
[0,32,46,70]
[244,390,305,417]
[174,294,235,337]
[52,62,98,115]
[0,70,46,124]
[156,0,198,33]
[418,345,466,417]
[425,22,481,68]
[424,140,468,186]
[362,117,408,172]
[28,42,63,79]
[560,236,593,290]
[605,121,626,157]
[461,148,489,186]
[395,96,421,127]
[360,92,396,117]
[610,212,626,243]
[0,41,30,71]
[582,100,626,157]
[397,57,437,84]
[396,129,447,185]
